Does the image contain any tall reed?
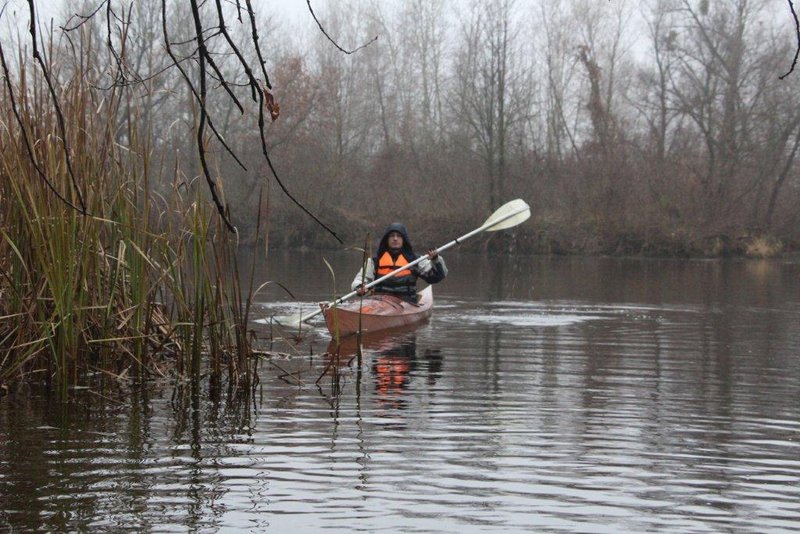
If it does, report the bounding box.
[0,29,257,398]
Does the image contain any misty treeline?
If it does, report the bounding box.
[9,0,800,256]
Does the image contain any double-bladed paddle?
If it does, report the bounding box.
[272,198,531,329]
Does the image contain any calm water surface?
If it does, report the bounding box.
[2,253,799,532]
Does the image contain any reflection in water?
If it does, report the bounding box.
[324,329,444,412]
[2,255,800,532]
[372,338,416,409]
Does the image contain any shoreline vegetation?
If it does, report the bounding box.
[0,5,270,398]
[2,0,798,395]
[0,63,264,399]
[263,219,791,259]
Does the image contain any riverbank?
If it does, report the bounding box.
[257,212,794,259]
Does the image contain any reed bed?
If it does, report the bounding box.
[0,39,258,399]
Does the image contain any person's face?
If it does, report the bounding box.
[387,231,404,250]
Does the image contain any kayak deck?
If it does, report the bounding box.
[322,285,433,337]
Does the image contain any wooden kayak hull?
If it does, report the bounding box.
[322,286,433,337]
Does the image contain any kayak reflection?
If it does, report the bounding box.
[325,327,443,410]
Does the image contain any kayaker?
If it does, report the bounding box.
[352,223,447,303]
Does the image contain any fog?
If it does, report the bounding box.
[2,0,798,256]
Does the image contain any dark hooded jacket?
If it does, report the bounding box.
[375,223,415,263]
[369,223,446,301]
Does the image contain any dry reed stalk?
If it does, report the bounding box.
[0,22,259,398]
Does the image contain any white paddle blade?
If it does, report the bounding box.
[270,314,304,330]
[270,304,325,330]
[483,199,531,232]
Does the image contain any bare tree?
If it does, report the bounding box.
[451,0,533,211]
[536,1,582,163]
[305,1,380,206]
[667,0,790,229]
[631,0,685,214]
[404,0,447,143]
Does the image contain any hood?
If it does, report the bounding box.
[376,222,415,259]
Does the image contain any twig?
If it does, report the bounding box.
[26,0,88,214]
[780,0,800,79]
[0,43,84,213]
[267,360,304,385]
[188,0,237,233]
[214,0,258,101]
[200,26,244,114]
[235,0,342,242]
[105,1,141,87]
[88,389,127,405]
[255,94,343,243]
[243,0,272,89]
[61,0,108,32]
[306,0,378,55]
[160,0,247,175]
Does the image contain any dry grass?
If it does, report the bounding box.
[744,236,783,259]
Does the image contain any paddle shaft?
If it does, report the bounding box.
[293,203,529,324]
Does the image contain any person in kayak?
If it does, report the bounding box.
[352,223,447,303]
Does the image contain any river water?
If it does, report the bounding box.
[2,252,799,532]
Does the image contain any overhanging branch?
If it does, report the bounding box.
[780,0,800,79]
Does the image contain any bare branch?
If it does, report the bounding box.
[19,0,341,241]
[306,0,378,55]
[61,0,109,32]
[242,0,342,242]
[779,0,800,79]
[188,0,236,233]
[258,88,344,243]
[105,1,142,87]
[213,0,258,102]
[255,89,343,244]
[0,42,84,214]
[160,0,247,173]
[243,0,272,89]
[27,0,87,214]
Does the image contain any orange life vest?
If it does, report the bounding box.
[376,251,412,277]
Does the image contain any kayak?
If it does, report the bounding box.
[322,285,433,337]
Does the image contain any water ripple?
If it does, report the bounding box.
[3,280,800,532]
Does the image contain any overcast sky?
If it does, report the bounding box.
[2,0,794,75]
[3,0,325,31]
[1,0,330,44]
